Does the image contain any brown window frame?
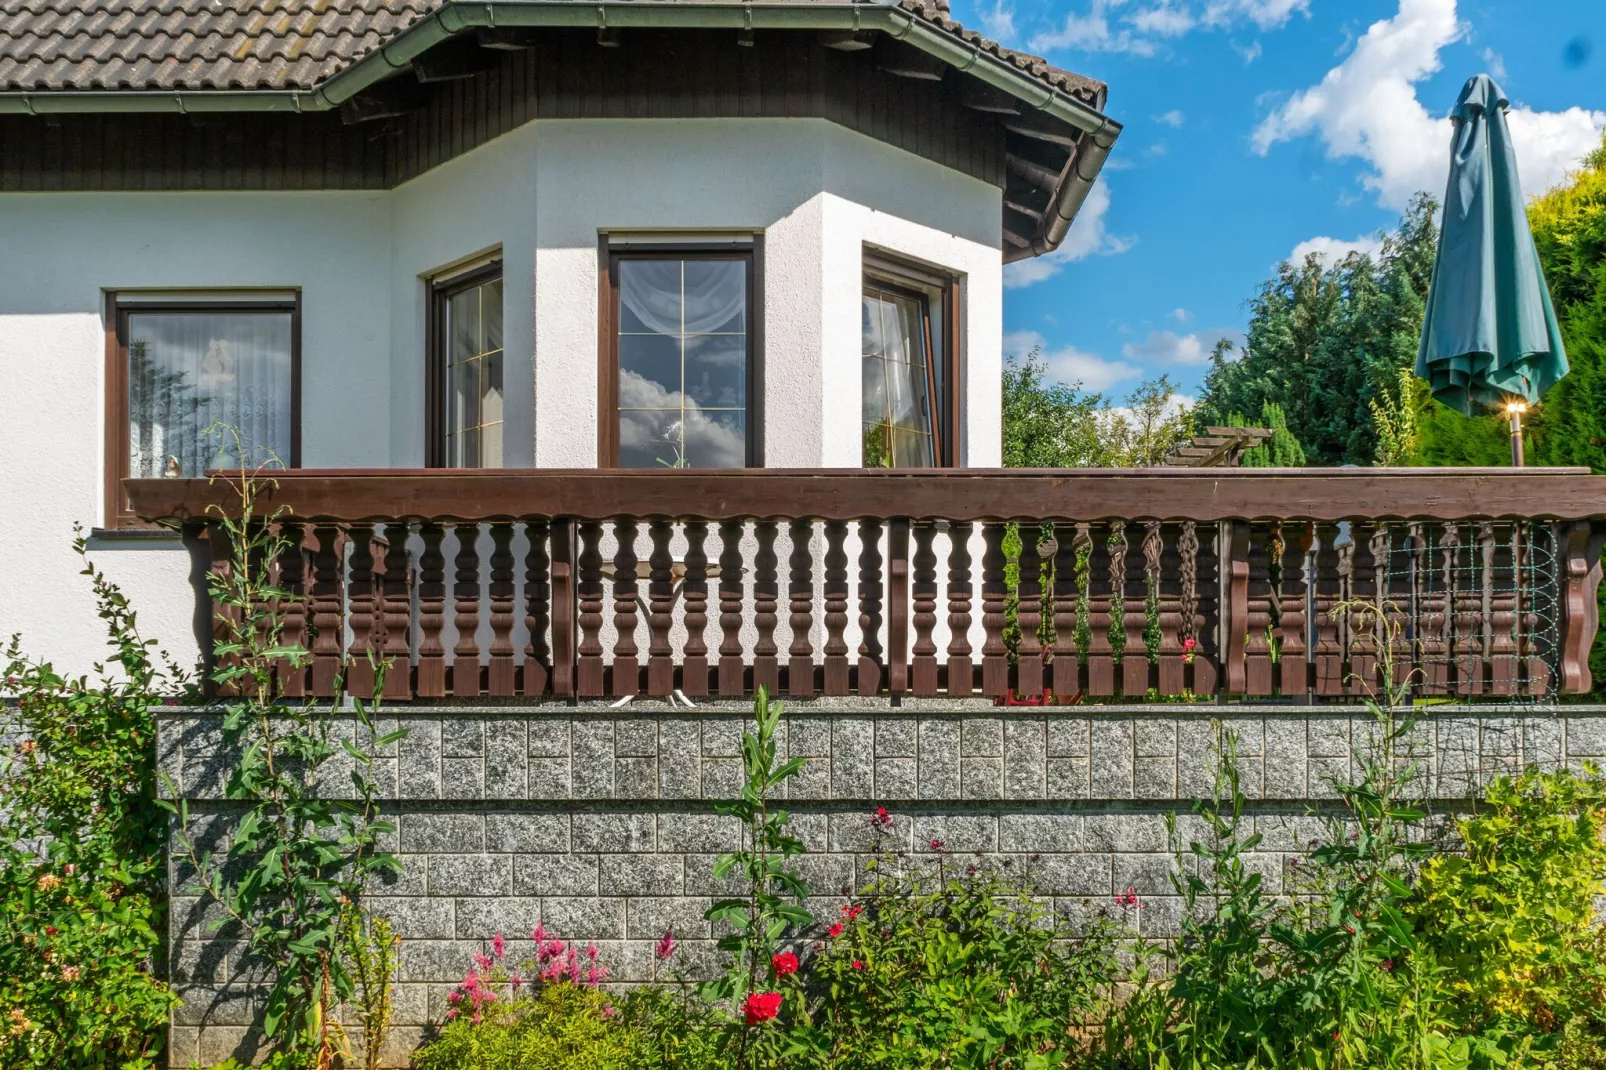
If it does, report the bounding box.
[862,250,963,467]
[425,258,505,469]
[104,292,302,530]
[597,239,764,468]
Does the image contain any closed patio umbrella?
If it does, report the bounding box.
[1415,74,1569,464]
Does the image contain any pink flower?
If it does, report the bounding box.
[445,1009,458,1021]
[772,952,799,976]
[929,838,945,852]
[852,960,865,970]
[1115,887,1141,909]
[586,942,599,961]
[870,808,892,828]
[532,923,548,945]
[509,971,523,991]
[492,932,505,959]
[655,929,677,961]
[601,1004,618,1019]
[743,992,782,1026]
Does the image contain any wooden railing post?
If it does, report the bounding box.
[416,522,448,699]
[979,522,1008,697]
[911,522,940,697]
[822,521,851,696]
[1017,523,1044,698]
[1222,520,1250,696]
[787,518,817,698]
[379,521,414,700]
[524,518,553,699]
[549,518,577,699]
[886,518,910,696]
[682,521,711,697]
[487,522,518,697]
[947,521,976,696]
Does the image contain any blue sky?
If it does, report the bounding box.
[951,0,1606,401]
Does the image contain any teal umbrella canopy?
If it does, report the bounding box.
[1415,74,1569,417]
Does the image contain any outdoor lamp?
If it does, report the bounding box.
[1504,398,1529,467]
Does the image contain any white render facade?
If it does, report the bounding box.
[0,116,1004,671]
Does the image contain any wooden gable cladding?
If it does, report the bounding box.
[0,29,1006,193]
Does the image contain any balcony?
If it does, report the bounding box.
[125,468,1606,704]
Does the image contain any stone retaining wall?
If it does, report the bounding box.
[159,699,1606,1067]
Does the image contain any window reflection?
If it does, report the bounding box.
[862,284,936,468]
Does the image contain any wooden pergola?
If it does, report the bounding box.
[1163,426,1275,467]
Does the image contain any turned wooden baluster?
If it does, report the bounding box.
[487,522,518,697]
[1050,523,1082,697]
[205,523,239,697]
[788,518,816,697]
[309,523,345,697]
[576,521,606,697]
[1086,524,1115,696]
[1453,524,1485,695]
[886,519,911,695]
[549,519,577,698]
[1345,522,1379,696]
[1383,526,1415,690]
[451,523,482,698]
[379,522,413,700]
[611,519,641,696]
[980,521,1009,697]
[1277,521,1309,698]
[753,521,780,694]
[1519,524,1549,694]
[1312,524,1344,696]
[1489,523,1519,695]
[910,523,940,697]
[1192,520,1222,696]
[1421,524,1451,695]
[345,523,378,699]
[821,521,851,696]
[857,518,885,695]
[718,520,746,697]
[523,518,552,698]
[647,520,676,697]
[1121,522,1152,697]
[1156,522,1185,696]
[1017,524,1045,699]
[1244,524,1274,695]
[946,521,975,696]
[415,523,448,698]
[275,522,309,698]
[682,521,711,696]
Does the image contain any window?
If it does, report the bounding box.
[861,252,961,468]
[600,244,759,468]
[428,261,504,468]
[106,294,299,528]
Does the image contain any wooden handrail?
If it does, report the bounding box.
[127,467,1606,525]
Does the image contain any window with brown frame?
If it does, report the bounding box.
[105,293,300,529]
[861,251,961,468]
[427,260,505,468]
[599,242,761,468]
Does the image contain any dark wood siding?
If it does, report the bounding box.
[0,30,1007,192]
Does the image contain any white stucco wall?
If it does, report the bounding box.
[0,116,1002,675]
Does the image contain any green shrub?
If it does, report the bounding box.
[0,534,186,1068]
[787,827,1119,1069]
[414,982,650,1070]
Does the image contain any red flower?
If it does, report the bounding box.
[1115,887,1141,908]
[743,991,782,1026]
[929,838,945,851]
[772,952,799,976]
[840,904,863,919]
[655,929,677,961]
[1380,959,1395,972]
[871,808,892,828]
[852,960,865,970]
[828,922,844,939]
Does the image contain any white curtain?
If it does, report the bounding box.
[127,310,293,478]
[619,260,744,336]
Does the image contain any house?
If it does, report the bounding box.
[6,3,1606,1066]
[0,0,1117,673]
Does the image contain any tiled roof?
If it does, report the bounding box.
[0,0,1106,106]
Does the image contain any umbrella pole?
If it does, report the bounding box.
[1509,408,1525,467]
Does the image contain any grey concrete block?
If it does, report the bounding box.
[538,896,627,940]
[454,896,544,939]
[402,813,485,853]
[399,939,483,983]
[876,757,918,800]
[486,812,569,854]
[1090,718,1133,797]
[571,721,615,798]
[658,812,741,853]
[441,757,484,800]
[703,718,743,758]
[875,718,918,758]
[442,717,484,758]
[398,719,441,800]
[1112,853,1175,896]
[1133,718,1176,758]
[369,896,457,940]
[1084,812,1168,853]
[790,716,833,757]
[528,718,570,757]
[962,717,1003,757]
[1307,716,1351,758]
[616,757,660,799]
[1047,758,1090,799]
[832,718,875,798]
[628,896,713,940]
[528,756,572,800]
[485,720,527,800]
[616,718,660,757]
[513,854,599,897]
[1025,852,1110,895]
[919,717,962,799]
[600,853,683,896]
[428,854,512,897]
[1047,716,1090,758]
[1005,718,1047,798]
[962,757,1003,799]
[573,812,655,852]
[999,813,1083,853]
[702,757,744,798]
[915,813,997,854]
[1133,756,1175,800]
[1568,715,1606,757]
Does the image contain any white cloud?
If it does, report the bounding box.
[979,0,1017,44]
[1004,179,1136,288]
[1481,47,1507,83]
[1030,0,1157,55]
[1253,0,1606,210]
[1288,233,1386,266]
[1235,39,1263,63]
[1132,3,1196,37]
[1005,329,1140,391]
[1170,307,1192,322]
[1120,328,1236,365]
[1203,0,1310,30]
[1155,108,1187,127]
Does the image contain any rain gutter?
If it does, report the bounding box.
[0,1,1121,256]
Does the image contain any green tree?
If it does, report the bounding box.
[1231,399,1306,467]
[1003,348,1192,468]
[1198,196,1438,466]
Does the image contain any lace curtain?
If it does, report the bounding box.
[126,310,293,478]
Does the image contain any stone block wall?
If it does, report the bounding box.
[158,699,1606,1067]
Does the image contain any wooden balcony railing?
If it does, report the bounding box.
[125,469,1606,702]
